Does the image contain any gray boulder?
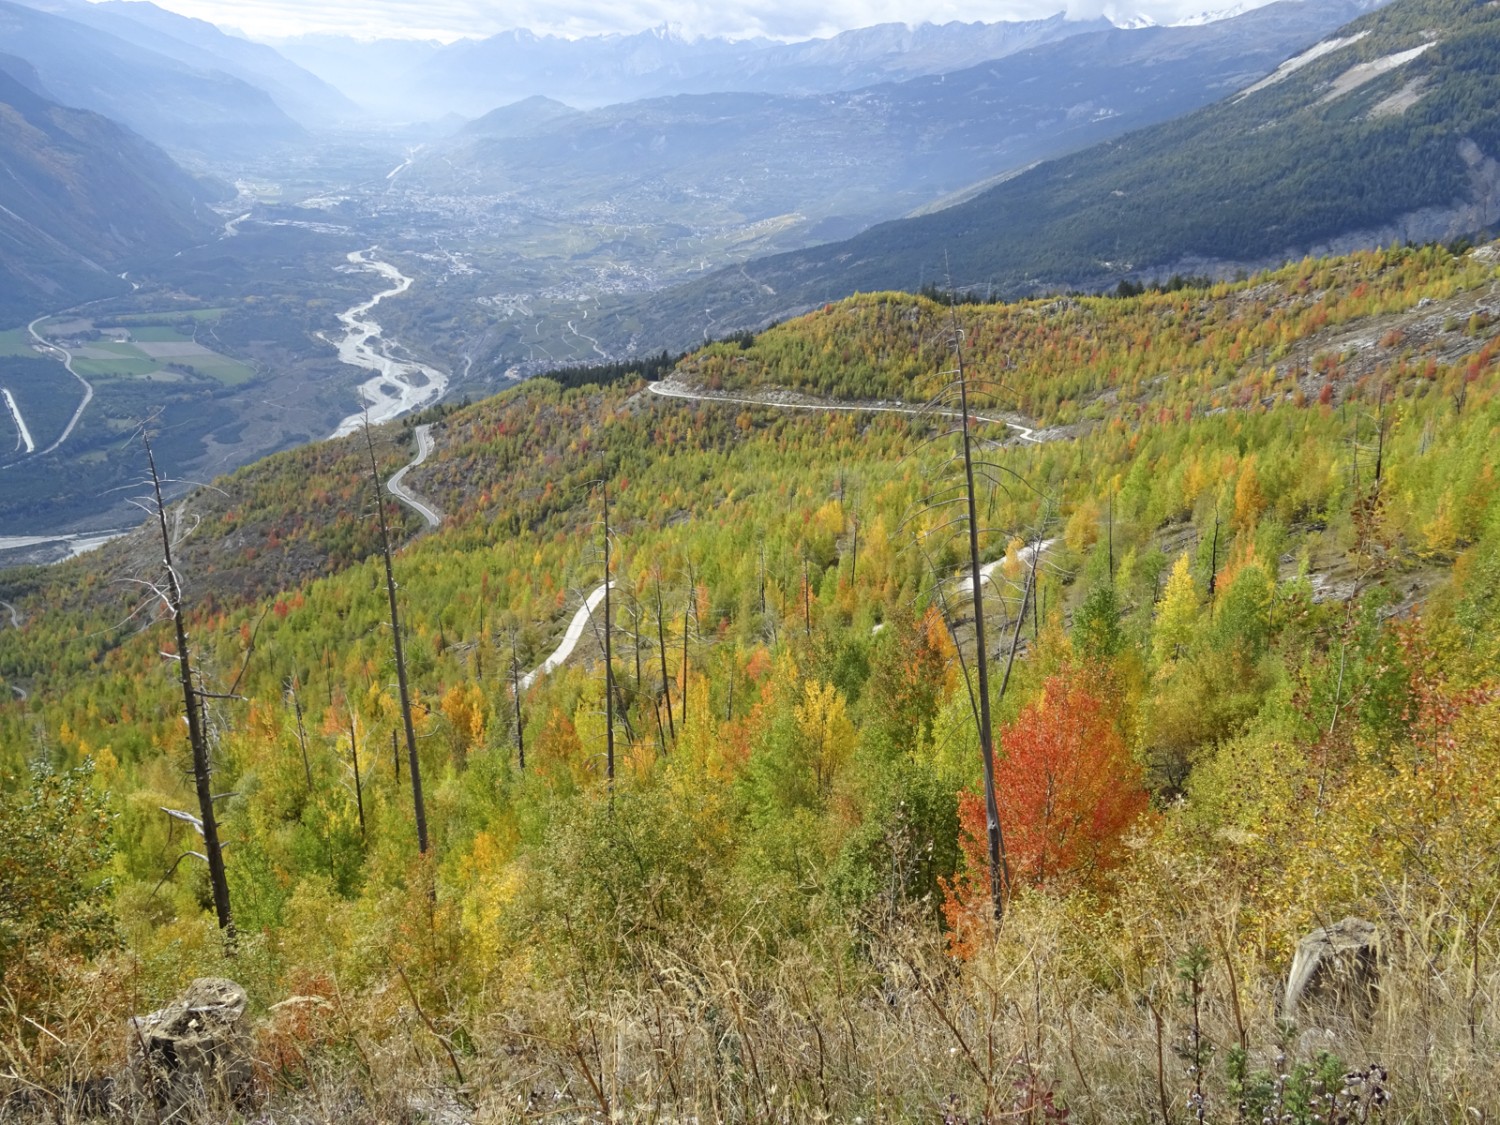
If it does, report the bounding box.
[1283,916,1379,1022]
[126,977,253,1113]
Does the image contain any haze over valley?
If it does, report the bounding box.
[7,1,1500,1116]
[0,0,1489,553]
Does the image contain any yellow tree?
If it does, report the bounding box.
[794,680,856,799]
[1152,553,1200,670]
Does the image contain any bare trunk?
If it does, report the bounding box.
[655,577,675,745]
[348,707,365,839]
[511,630,526,771]
[602,481,615,795]
[803,555,812,639]
[289,674,312,792]
[146,437,234,939]
[955,346,1010,922]
[681,564,694,730]
[365,422,427,854]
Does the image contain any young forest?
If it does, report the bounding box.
[3,240,1500,1121]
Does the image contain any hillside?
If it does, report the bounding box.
[2,239,1499,1119]
[45,0,358,126]
[0,62,215,327]
[0,0,305,155]
[588,0,1500,347]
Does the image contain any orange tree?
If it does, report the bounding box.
[944,669,1147,952]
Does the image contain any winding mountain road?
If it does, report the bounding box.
[27,316,94,454]
[1,600,24,702]
[519,582,615,692]
[647,379,1045,443]
[504,376,1055,697]
[979,538,1057,587]
[387,424,441,528]
[1,389,34,454]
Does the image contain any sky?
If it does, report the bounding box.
[89,0,1265,43]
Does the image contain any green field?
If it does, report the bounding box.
[129,326,196,343]
[49,313,258,386]
[94,308,228,326]
[0,329,38,358]
[73,358,159,379]
[75,351,256,385]
[184,356,256,385]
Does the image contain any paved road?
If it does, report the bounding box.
[979,538,1057,587]
[1,600,24,703]
[647,379,1044,443]
[27,316,95,454]
[387,424,441,528]
[2,389,35,454]
[519,582,614,692]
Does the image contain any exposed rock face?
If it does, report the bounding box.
[126,977,252,1113]
[1284,916,1379,1022]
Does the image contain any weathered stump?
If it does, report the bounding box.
[126,977,252,1114]
[1283,916,1379,1023]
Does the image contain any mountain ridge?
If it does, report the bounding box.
[572,0,1500,356]
[0,0,306,153]
[0,62,216,327]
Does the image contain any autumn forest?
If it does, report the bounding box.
[3,240,1500,1121]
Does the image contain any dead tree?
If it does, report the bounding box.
[802,552,813,640]
[510,625,526,771]
[681,561,697,729]
[144,434,234,938]
[346,703,366,839]
[907,320,1048,925]
[951,334,1009,921]
[364,420,428,854]
[287,672,312,792]
[601,479,616,793]
[654,574,675,746]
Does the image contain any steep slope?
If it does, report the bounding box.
[596,0,1500,344]
[0,62,215,326]
[2,243,1499,1121]
[0,0,305,154]
[35,0,358,126]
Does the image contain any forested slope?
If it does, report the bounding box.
[591,0,1500,347]
[2,241,1500,1121]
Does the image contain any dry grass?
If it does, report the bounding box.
[3,883,1497,1123]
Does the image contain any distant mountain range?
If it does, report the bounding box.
[575,0,1499,353]
[0,0,350,153]
[0,57,215,327]
[276,17,1126,119]
[45,0,357,125]
[413,0,1394,272]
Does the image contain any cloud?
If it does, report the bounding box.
[91,0,1271,41]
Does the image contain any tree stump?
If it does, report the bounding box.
[126,977,252,1114]
[1283,916,1379,1023]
